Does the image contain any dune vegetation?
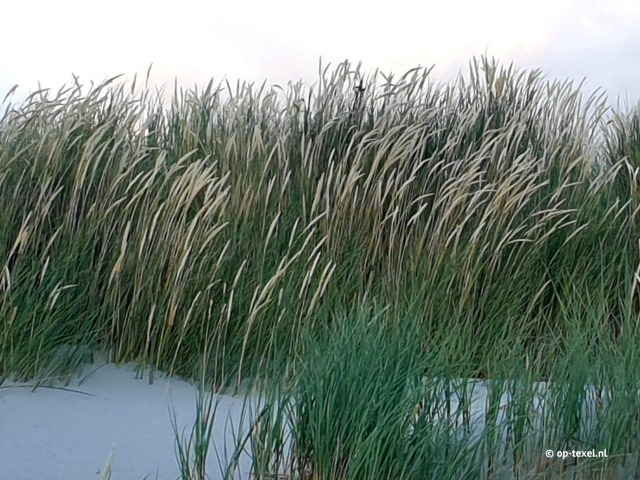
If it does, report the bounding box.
[2,56,640,479]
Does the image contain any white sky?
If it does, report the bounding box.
[2,0,640,108]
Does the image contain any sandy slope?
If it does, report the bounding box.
[1,358,634,479]
[0,358,254,480]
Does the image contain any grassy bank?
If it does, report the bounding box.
[2,56,640,478]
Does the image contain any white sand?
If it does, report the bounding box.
[0,357,255,480]
[1,358,633,479]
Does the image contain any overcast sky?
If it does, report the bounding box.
[2,0,640,109]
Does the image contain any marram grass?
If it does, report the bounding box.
[2,56,640,478]
[218,305,640,479]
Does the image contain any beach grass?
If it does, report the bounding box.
[2,56,640,478]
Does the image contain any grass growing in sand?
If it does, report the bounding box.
[2,56,640,478]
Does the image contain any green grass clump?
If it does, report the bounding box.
[216,302,640,479]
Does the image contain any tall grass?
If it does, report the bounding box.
[213,302,640,479]
[2,55,640,473]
